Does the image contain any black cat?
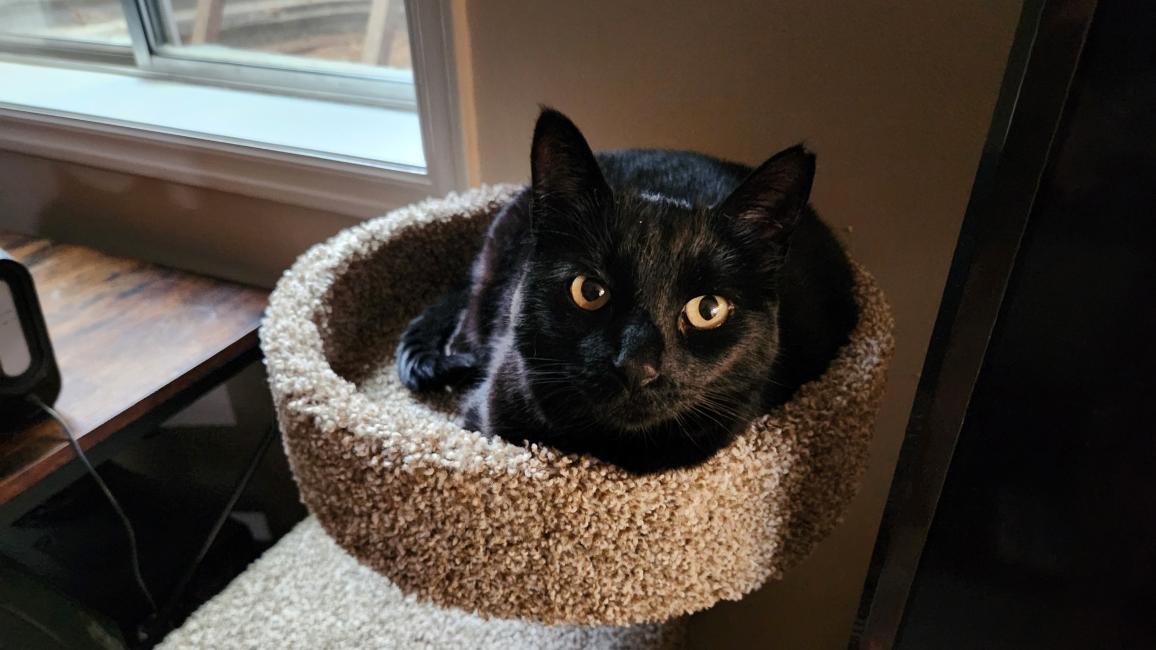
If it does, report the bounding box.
[398,109,858,474]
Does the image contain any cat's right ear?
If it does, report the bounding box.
[719,144,816,246]
[530,108,610,215]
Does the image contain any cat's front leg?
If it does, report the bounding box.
[396,288,481,392]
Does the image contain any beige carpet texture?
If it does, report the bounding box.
[260,184,896,626]
[158,516,685,650]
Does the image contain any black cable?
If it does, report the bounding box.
[29,396,158,615]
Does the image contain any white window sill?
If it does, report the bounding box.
[0,59,437,217]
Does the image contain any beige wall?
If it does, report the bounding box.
[456,2,1020,648]
[0,2,1021,647]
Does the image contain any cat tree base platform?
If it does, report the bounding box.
[157,517,684,650]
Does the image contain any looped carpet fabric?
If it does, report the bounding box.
[158,517,685,650]
[260,184,895,626]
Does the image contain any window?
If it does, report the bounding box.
[0,0,414,105]
[0,0,464,215]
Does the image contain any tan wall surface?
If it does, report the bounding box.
[0,2,1021,647]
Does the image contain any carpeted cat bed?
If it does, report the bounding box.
[260,184,894,627]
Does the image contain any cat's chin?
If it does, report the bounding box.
[602,398,686,432]
[589,402,653,431]
[612,413,669,432]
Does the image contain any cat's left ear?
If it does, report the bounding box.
[530,108,611,213]
[719,144,815,244]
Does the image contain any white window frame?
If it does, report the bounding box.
[118,0,417,110]
[0,0,466,217]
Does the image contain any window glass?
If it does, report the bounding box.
[154,0,412,72]
[0,0,131,45]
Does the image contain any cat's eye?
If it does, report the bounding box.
[683,295,733,330]
[570,274,610,311]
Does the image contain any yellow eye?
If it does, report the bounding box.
[683,295,733,330]
[570,274,610,311]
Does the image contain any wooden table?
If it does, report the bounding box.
[0,231,267,517]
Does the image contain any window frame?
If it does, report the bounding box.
[0,32,135,67]
[0,0,421,109]
[117,0,418,110]
[0,0,467,215]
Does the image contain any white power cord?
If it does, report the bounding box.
[29,395,158,615]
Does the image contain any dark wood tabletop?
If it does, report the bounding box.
[0,231,267,506]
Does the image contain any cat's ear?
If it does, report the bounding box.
[719,144,815,244]
[530,108,610,211]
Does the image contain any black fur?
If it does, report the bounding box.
[398,109,857,474]
[396,288,480,391]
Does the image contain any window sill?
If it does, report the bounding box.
[0,59,436,217]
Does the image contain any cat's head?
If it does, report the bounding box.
[514,108,814,435]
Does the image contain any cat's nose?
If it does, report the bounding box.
[616,358,660,389]
[634,362,660,387]
[615,313,662,388]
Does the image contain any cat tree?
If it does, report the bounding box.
[253,184,893,643]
